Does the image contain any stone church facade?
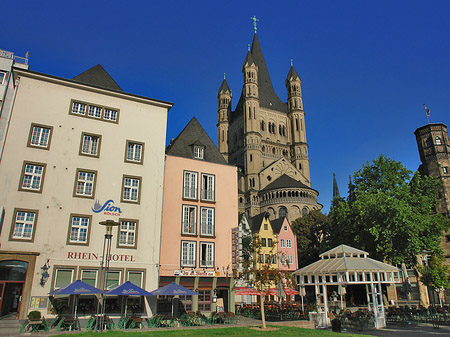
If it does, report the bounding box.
[216,30,321,221]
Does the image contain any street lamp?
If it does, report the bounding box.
[97,220,119,331]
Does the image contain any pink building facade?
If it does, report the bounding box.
[272,217,298,272]
[160,118,238,314]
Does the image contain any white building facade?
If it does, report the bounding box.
[0,65,172,318]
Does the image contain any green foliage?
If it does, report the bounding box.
[329,155,450,266]
[291,210,331,268]
[28,310,41,320]
[418,255,450,290]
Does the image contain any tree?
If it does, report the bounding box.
[234,233,296,329]
[291,210,331,268]
[418,255,450,307]
[329,155,449,266]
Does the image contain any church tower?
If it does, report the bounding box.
[415,122,450,259]
[216,19,322,220]
[217,77,232,161]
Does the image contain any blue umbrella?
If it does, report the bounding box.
[106,281,152,296]
[150,282,199,317]
[49,280,101,326]
[106,281,153,316]
[49,280,100,295]
[149,282,199,296]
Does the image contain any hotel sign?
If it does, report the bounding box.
[92,199,122,217]
[174,270,219,277]
[67,252,135,262]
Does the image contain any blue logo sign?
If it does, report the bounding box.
[92,199,122,216]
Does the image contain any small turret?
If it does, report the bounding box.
[285,60,303,111]
[217,75,232,162]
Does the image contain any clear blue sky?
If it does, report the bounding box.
[3,0,449,212]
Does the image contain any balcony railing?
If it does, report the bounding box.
[0,49,29,65]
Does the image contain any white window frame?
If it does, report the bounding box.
[20,162,45,192]
[69,215,90,244]
[54,269,74,289]
[72,102,87,115]
[183,171,198,199]
[122,176,141,203]
[106,270,121,290]
[80,133,101,157]
[280,239,285,248]
[201,173,215,201]
[199,242,214,268]
[287,239,292,248]
[127,271,144,287]
[103,108,118,122]
[29,124,52,149]
[280,255,286,264]
[0,71,6,85]
[74,169,96,198]
[11,210,37,241]
[200,207,214,236]
[287,255,294,264]
[181,241,196,267]
[87,105,102,118]
[194,145,204,159]
[125,141,144,164]
[81,270,98,287]
[119,220,137,248]
[182,205,197,235]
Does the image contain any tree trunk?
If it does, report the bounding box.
[260,291,266,329]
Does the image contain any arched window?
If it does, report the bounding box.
[425,138,432,147]
[302,207,309,217]
[279,207,288,218]
[436,137,442,145]
[261,121,265,131]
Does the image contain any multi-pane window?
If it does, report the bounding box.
[103,108,118,122]
[128,271,144,287]
[265,254,271,264]
[259,254,264,263]
[198,290,211,311]
[182,205,197,235]
[81,270,97,287]
[20,162,45,192]
[72,102,87,115]
[200,207,214,236]
[199,242,214,267]
[280,255,286,264]
[54,269,74,289]
[268,238,273,247]
[125,141,144,164]
[287,255,294,265]
[74,170,96,198]
[11,210,37,241]
[194,145,204,159]
[70,100,119,123]
[183,171,198,199]
[119,220,137,247]
[271,255,277,264]
[69,215,90,244]
[80,133,101,157]
[106,271,120,290]
[287,239,292,248]
[280,239,285,248]
[261,238,267,247]
[88,105,102,118]
[122,176,141,203]
[201,174,215,201]
[181,241,196,267]
[29,124,52,149]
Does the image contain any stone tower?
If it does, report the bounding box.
[217,28,321,221]
[414,123,450,258]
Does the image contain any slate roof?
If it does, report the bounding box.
[261,174,310,192]
[166,117,227,165]
[231,33,287,122]
[285,65,300,82]
[72,64,123,91]
[218,79,231,95]
[248,212,270,233]
[270,217,286,234]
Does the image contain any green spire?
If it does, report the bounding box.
[251,15,259,33]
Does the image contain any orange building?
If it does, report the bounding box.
[159,118,238,313]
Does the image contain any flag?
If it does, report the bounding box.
[424,104,430,118]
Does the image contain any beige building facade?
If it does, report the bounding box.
[217,32,321,221]
[0,65,172,318]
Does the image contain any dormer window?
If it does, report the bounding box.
[194,145,204,159]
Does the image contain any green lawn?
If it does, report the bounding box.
[59,326,373,336]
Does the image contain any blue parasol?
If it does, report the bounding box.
[106,281,152,296]
[149,282,199,296]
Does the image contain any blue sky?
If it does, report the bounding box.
[2,0,449,212]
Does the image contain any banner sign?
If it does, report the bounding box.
[92,199,122,216]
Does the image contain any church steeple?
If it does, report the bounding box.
[333,173,340,198]
[217,76,232,162]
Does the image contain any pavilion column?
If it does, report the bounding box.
[321,282,329,328]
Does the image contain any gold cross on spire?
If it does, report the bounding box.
[251,15,259,33]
